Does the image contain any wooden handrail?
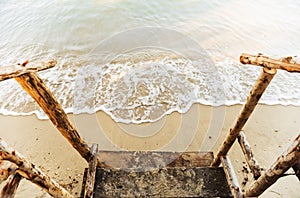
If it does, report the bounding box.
[14,72,106,167]
[0,137,73,197]
[244,135,300,197]
[84,144,98,198]
[238,131,262,180]
[0,60,56,81]
[240,53,300,73]
[221,156,243,198]
[211,67,276,167]
[215,53,300,197]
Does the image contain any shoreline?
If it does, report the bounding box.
[3,101,300,123]
[0,104,299,197]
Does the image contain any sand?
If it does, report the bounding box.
[0,104,299,197]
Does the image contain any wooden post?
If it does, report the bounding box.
[244,135,300,197]
[240,53,300,73]
[14,72,105,167]
[238,131,262,179]
[221,156,243,198]
[211,67,277,167]
[1,173,22,198]
[0,60,56,82]
[84,144,98,198]
[0,137,73,198]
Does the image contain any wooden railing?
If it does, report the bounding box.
[211,53,300,198]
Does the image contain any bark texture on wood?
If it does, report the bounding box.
[14,73,105,167]
[245,135,300,197]
[0,60,56,82]
[221,156,243,198]
[1,173,22,198]
[0,160,17,184]
[238,131,262,179]
[240,53,300,73]
[211,67,277,167]
[84,144,98,198]
[0,138,73,198]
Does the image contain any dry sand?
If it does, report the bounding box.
[0,104,299,197]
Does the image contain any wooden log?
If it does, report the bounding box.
[245,134,300,197]
[238,131,262,179]
[0,137,73,198]
[1,173,22,198]
[220,156,243,198]
[0,160,17,184]
[0,60,56,82]
[14,72,106,167]
[211,67,277,167]
[84,144,98,198]
[240,53,300,73]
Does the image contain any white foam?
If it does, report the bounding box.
[1,50,300,123]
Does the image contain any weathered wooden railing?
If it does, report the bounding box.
[0,137,72,197]
[83,144,98,198]
[211,53,300,198]
[237,131,262,180]
[0,60,93,197]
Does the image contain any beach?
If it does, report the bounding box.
[1,0,300,197]
[0,104,299,197]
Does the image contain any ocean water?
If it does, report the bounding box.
[0,0,300,123]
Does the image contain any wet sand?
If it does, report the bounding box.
[0,104,299,197]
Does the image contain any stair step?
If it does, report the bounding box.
[97,151,214,169]
[90,167,232,198]
[81,151,232,197]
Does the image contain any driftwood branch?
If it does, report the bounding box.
[221,156,243,198]
[240,53,300,73]
[211,67,277,167]
[238,131,262,179]
[14,72,105,167]
[245,135,300,197]
[84,144,98,198]
[0,137,73,198]
[1,173,22,198]
[0,60,56,82]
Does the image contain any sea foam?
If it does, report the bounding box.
[1,49,300,123]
